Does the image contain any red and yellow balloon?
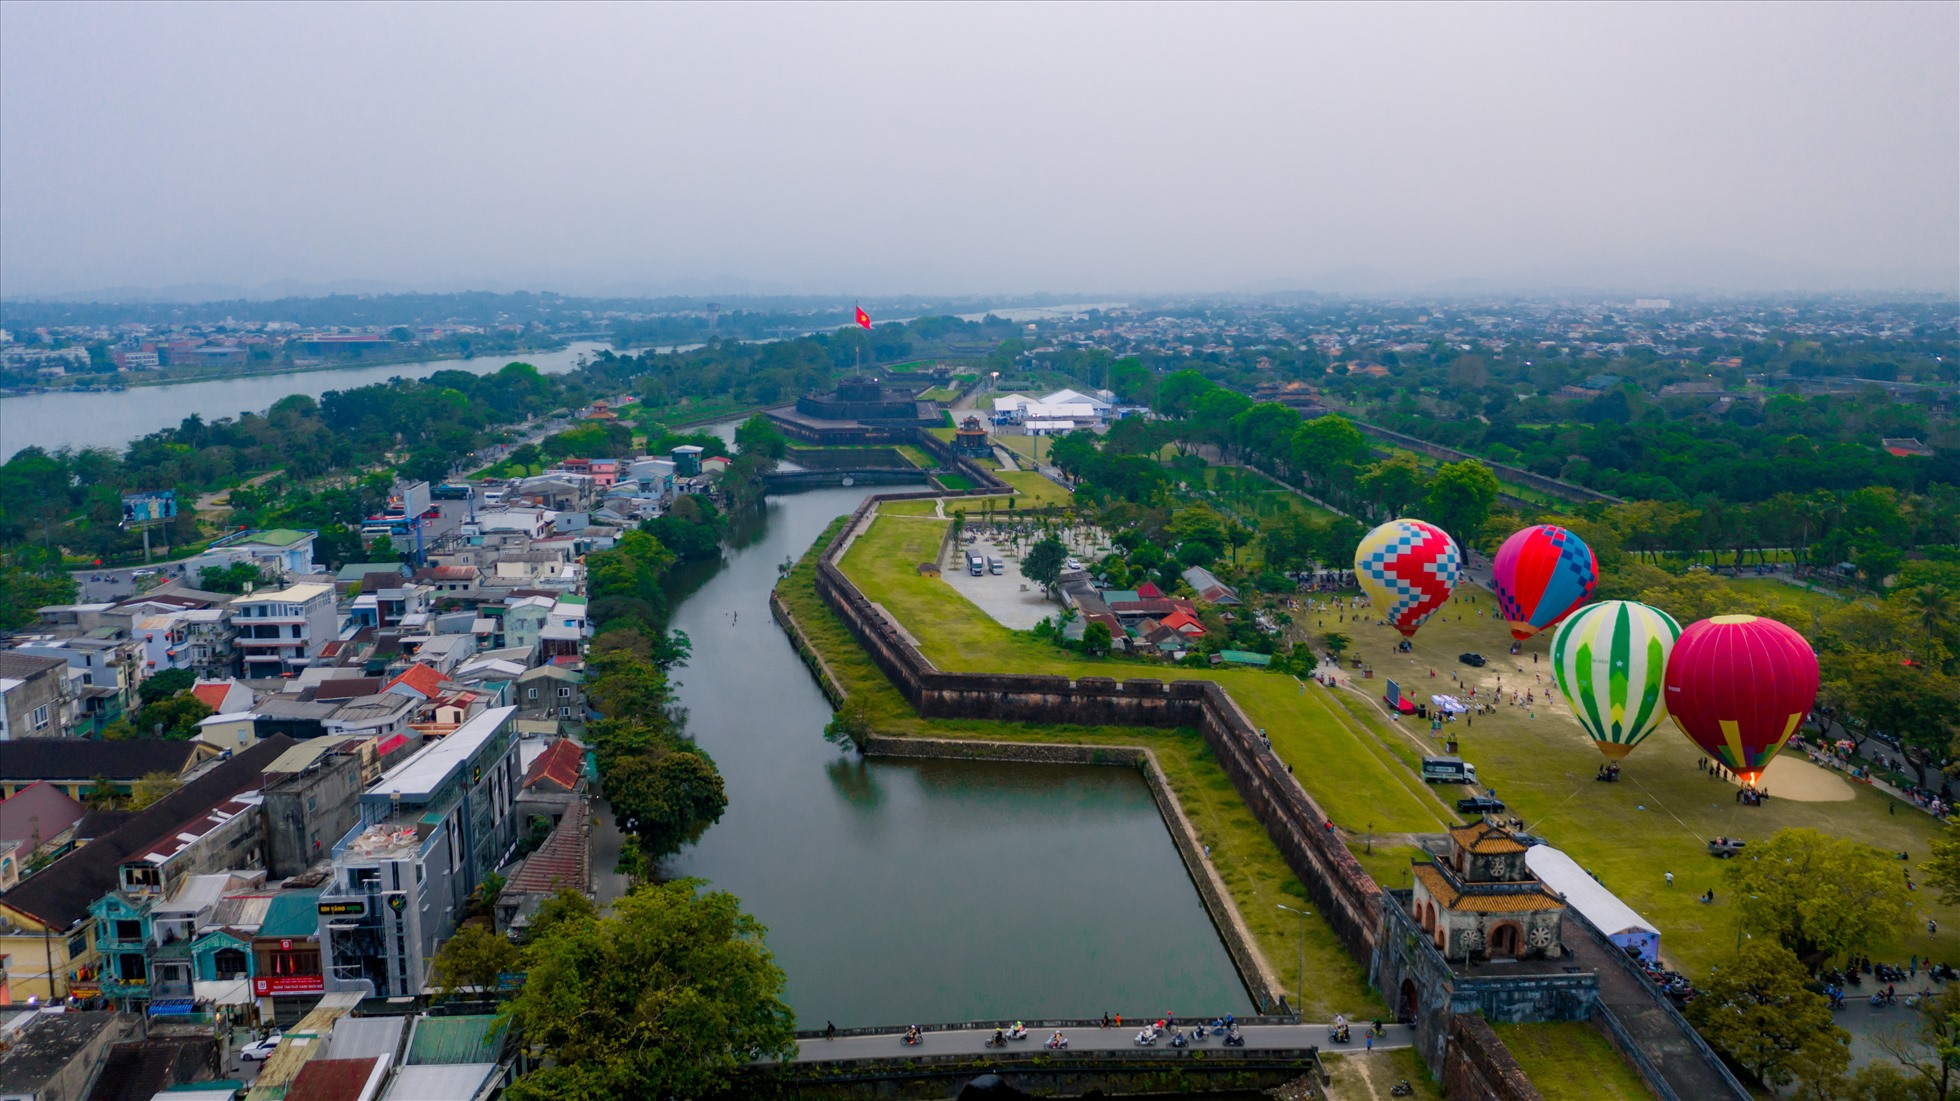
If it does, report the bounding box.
[1662,615,1819,786]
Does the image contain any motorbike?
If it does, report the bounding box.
[1169,1030,1189,1048]
[1006,1025,1028,1042]
[1391,1080,1415,1097]
[901,1031,922,1047]
[1328,1025,1351,1044]
[1134,1028,1160,1047]
[985,1033,1009,1049]
[1046,1035,1069,1050]
[1222,1029,1246,1048]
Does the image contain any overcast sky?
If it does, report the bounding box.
[2,2,1955,299]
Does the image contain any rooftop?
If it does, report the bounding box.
[0,740,201,783]
[1450,820,1529,855]
[0,1011,124,1093]
[405,1014,505,1066]
[1412,863,1562,914]
[377,706,514,801]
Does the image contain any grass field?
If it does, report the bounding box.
[894,445,936,469]
[838,514,1457,869]
[994,434,1045,465]
[934,473,976,491]
[1492,1022,1652,1101]
[995,471,1073,507]
[778,517,1382,1018]
[1323,580,1960,978]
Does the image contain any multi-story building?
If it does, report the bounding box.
[0,652,76,740]
[11,637,136,736]
[228,583,336,678]
[261,737,371,879]
[318,707,520,998]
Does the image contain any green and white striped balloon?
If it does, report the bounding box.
[1550,600,1683,761]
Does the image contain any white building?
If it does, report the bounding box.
[228,583,337,678]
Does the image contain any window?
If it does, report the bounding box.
[214,947,248,979]
[558,687,572,698]
[68,932,89,959]
[114,919,142,943]
[527,688,538,699]
[31,705,49,729]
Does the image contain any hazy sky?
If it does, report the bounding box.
[2,2,1955,298]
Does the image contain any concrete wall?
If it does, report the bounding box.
[263,754,364,879]
[1443,1015,1547,1101]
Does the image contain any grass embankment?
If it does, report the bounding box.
[778,516,1382,1019]
[933,474,976,492]
[1492,1022,1652,1101]
[894,445,936,469]
[1323,581,1960,978]
[994,471,1073,507]
[1321,1049,1443,1100]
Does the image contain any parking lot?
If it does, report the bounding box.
[941,532,1107,630]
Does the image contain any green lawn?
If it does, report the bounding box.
[934,473,976,491]
[995,471,1073,507]
[1493,1022,1652,1101]
[894,445,936,469]
[780,516,1382,1019]
[1325,584,1960,979]
[838,514,1453,851]
[1320,1049,1443,1100]
[878,499,943,517]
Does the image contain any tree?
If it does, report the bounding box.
[822,695,872,749]
[1360,454,1427,517]
[509,443,543,472]
[1920,820,1960,906]
[523,888,598,946]
[138,667,196,706]
[431,923,519,996]
[1421,460,1502,547]
[605,750,728,860]
[1324,632,1352,661]
[1021,535,1067,596]
[128,771,181,810]
[502,879,797,1101]
[1082,621,1113,656]
[134,692,213,739]
[1867,981,1960,1101]
[198,561,274,594]
[1725,827,1915,969]
[1290,415,1370,489]
[732,414,787,461]
[0,566,76,631]
[84,775,118,809]
[1686,940,1849,1091]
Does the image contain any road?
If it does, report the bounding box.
[789,1020,1411,1063]
[588,794,631,908]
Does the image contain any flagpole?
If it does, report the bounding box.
[855,300,863,375]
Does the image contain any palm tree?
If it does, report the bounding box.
[1903,584,1958,670]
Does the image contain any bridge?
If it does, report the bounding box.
[785,1018,1413,1062]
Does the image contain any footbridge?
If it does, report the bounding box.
[742,1018,1413,1096]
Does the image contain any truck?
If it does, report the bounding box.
[1420,756,1477,784]
[987,556,1004,575]
[968,553,986,576]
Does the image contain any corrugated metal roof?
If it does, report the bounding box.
[405,1015,505,1066]
[327,1016,405,1062]
[381,1064,495,1101]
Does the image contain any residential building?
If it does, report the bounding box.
[261,738,371,879]
[514,666,583,726]
[229,583,337,678]
[0,653,75,741]
[318,707,520,997]
[249,889,327,1011]
[11,637,138,735]
[0,740,206,801]
[204,528,319,576]
[0,782,86,891]
[0,738,293,1002]
[0,1010,141,1101]
[1180,566,1242,606]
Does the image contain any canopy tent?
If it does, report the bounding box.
[1526,844,1661,962]
[1430,694,1468,715]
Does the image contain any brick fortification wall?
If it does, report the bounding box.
[809,495,1384,963]
[1443,1015,1547,1101]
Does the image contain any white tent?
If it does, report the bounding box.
[1526,844,1661,961]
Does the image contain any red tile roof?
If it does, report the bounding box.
[1159,609,1205,634]
[387,663,445,699]
[1135,581,1165,598]
[287,1057,383,1101]
[504,801,589,896]
[522,740,584,794]
[190,684,231,711]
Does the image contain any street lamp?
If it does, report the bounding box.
[1277,904,1311,1020]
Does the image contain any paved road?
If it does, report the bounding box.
[790,1021,1412,1063]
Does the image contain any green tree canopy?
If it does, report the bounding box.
[1686,940,1849,1091]
[138,666,196,706]
[1421,459,1502,547]
[501,879,797,1101]
[1725,827,1915,969]
[1021,535,1068,595]
[432,922,519,996]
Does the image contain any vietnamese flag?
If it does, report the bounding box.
[855,305,871,329]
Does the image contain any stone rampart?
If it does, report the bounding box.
[1442,1015,1547,1101]
[809,494,1385,965]
[862,735,1288,1012]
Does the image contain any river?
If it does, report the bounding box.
[661,483,1253,1026]
[0,341,615,459]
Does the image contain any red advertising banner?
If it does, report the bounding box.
[253,974,325,996]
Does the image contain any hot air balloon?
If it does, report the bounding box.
[1354,518,1462,637]
[1663,615,1820,786]
[1492,524,1598,641]
[1550,601,1682,761]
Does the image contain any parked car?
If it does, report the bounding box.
[239,1035,283,1062]
[1065,558,1084,572]
[1458,652,1488,667]
[1457,795,1506,814]
[420,507,441,519]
